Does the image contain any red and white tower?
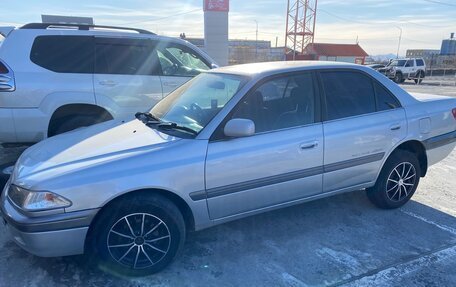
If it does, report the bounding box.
[285,0,318,60]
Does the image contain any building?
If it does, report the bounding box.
[186,38,284,65]
[301,43,369,64]
[441,33,456,56]
[406,49,440,58]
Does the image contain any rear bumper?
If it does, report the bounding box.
[1,182,99,257]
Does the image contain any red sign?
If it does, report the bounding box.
[204,0,229,12]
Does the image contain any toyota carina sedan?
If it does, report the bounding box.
[2,61,456,276]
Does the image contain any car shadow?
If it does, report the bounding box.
[2,189,455,286]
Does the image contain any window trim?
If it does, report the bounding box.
[209,70,322,142]
[317,68,402,122]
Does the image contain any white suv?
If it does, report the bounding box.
[0,23,217,143]
[383,58,426,84]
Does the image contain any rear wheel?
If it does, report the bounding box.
[48,113,111,137]
[367,150,421,209]
[414,71,424,84]
[88,194,186,277]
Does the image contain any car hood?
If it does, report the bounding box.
[12,119,181,186]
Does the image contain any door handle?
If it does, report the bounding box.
[390,124,401,131]
[99,80,116,87]
[300,141,318,150]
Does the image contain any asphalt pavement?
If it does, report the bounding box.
[0,80,455,286]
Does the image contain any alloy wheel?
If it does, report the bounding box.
[385,162,417,202]
[107,213,171,269]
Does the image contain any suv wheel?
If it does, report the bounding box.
[393,73,403,83]
[414,71,424,84]
[367,150,421,209]
[49,114,110,137]
[89,194,186,277]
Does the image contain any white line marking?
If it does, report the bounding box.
[400,209,456,236]
[342,245,456,287]
[281,272,309,287]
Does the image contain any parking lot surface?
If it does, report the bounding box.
[1,81,455,286]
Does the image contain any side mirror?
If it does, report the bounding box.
[211,63,219,69]
[224,118,255,138]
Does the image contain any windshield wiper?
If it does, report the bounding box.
[135,112,161,124]
[157,122,198,136]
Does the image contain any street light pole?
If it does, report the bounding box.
[395,26,402,59]
[254,20,258,61]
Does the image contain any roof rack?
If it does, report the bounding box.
[20,23,155,35]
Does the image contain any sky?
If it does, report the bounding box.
[0,0,455,56]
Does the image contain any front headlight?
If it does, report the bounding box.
[7,185,71,211]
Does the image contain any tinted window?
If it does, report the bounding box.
[156,43,210,77]
[405,59,414,67]
[374,81,401,111]
[95,40,159,75]
[30,36,93,73]
[231,73,316,133]
[321,71,376,120]
[416,59,424,66]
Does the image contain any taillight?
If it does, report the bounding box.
[0,59,15,91]
[452,108,456,120]
[0,61,8,74]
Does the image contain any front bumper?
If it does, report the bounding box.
[1,182,99,257]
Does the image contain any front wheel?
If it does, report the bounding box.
[393,73,403,83]
[88,194,186,277]
[367,150,421,209]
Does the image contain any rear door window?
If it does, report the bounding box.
[416,59,424,66]
[320,71,376,121]
[373,81,401,111]
[95,38,160,75]
[30,36,94,73]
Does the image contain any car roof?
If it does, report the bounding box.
[210,61,362,77]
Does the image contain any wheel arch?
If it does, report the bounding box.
[385,140,428,178]
[48,103,113,137]
[84,188,195,253]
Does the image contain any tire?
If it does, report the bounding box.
[367,150,421,209]
[88,194,186,277]
[49,113,111,137]
[393,72,403,84]
[414,71,424,84]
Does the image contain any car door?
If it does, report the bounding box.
[155,41,212,95]
[404,59,415,78]
[319,70,407,192]
[205,72,324,220]
[93,37,163,119]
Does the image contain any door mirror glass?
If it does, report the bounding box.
[224,118,255,138]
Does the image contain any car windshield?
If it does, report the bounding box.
[388,60,406,67]
[150,72,248,135]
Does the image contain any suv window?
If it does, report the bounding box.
[416,59,425,66]
[321,71,376,120]
[231,73,316,133]
[405,59,414,67]
[95,39,159,75]
[156,43,210,77]
[30,36,94,73]
[374,81,401,111]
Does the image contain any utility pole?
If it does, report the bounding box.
[395,26,402,59]
[254,20,258,61]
